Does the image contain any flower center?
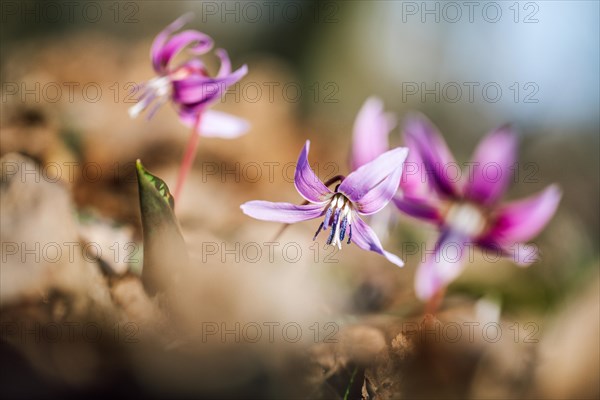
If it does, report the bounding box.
[445,202,487,238]
[128,75,172,119]
[313,193,353,249]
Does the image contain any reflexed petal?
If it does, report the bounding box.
[403,114,459,198]
[478,240,539,267]
[353,166,404,215]
[392,195,442,223]
[240,201,325,223]
[179,110,250,138]
[171,65,247,106]
[150,14,192,73]
[215,48,232,77]
[339,147,408,204]
[294,141,333,203]
[483,185,561,245]
[151,15,214,73]
[351,97,397,170]
[350,215,404,267]
[415,230,469,301]
[464,125,517,205]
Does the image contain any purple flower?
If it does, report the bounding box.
[128,14,250,201]
[241,140,408,267]
[394,115,562,301]
[129,14,249,138]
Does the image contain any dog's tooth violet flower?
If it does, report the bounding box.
[394,115,562,301]
[129,14,249,200]
[241,140,408,267]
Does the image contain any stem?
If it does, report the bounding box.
[343,365,359,400]
[424,286,447,315]
[174,114,203,203]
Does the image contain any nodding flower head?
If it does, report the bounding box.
[129,13,249,138]
[241,140,409,268]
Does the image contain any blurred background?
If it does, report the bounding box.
[1,1,598,398]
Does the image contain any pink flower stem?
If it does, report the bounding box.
[424,286,446,315]
[174,113,203,203]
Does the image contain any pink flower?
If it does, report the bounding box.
[129,14,249,138]
[394,115,562,301]
[128,14,250,200]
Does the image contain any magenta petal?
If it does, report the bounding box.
[399,143,430,199]
[350,215,404,267]
[464,125,517,205]
[151,17,214,73]
[215,48,232,77]
[150,14,192,73]
[351,97,397,170]
[339,146,408,204]
[294,141,333,203]
[483,185,561,246]
[392,195,442,223]
[240,201,325,223]
[403,114,459,198]
[478,240,539,267]
[172,65,247,106]
[415,230,469,301]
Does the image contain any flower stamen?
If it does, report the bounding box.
[314,193,353,248]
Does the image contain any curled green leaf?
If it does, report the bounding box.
[136,159,189,295]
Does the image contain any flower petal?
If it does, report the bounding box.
[150,14,191,73]
[478,240,539,267]
[240,201,325,224]
[351,97,396,170]
[350,215,404,267]
[392,195,442,223]
[464,125,518,205]
[415,230,469,301]
[338,146,408,205]
[151,15,214,73]
[179,110,250,139]
[399,152,430,199]
[215,48,232,77]
[294,141,333,203]
[403,114,459,198]
[482,185,561,246]
[353,165,404,215]
[171,65,247,106]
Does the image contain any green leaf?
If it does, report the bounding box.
[136,159,188,295]
[136,159,175,210]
